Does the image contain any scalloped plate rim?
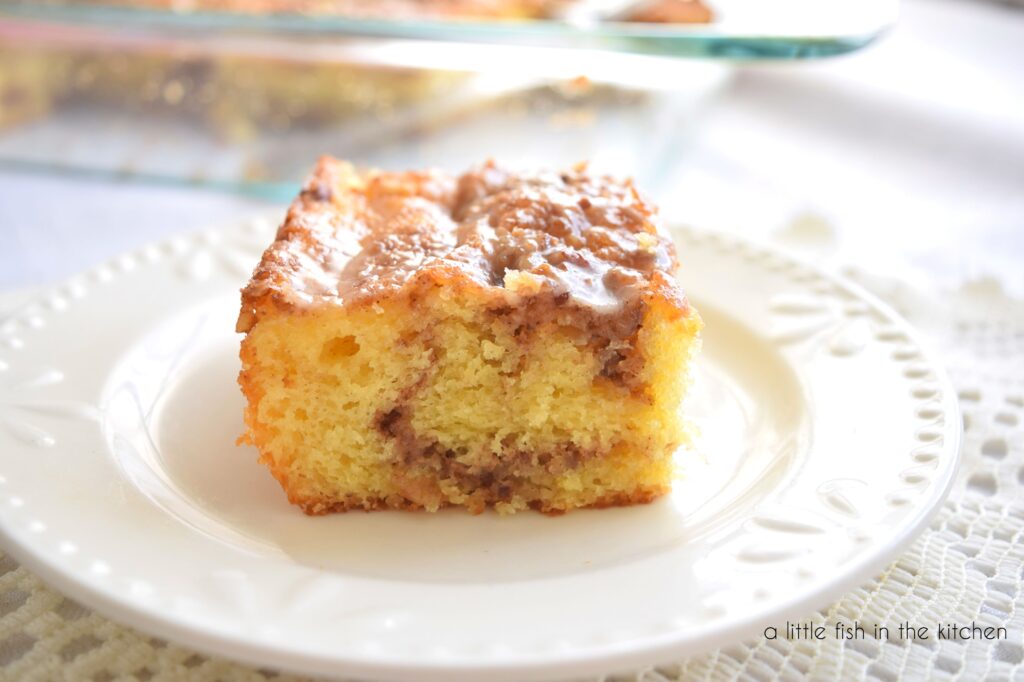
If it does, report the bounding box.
[0,220,961,682]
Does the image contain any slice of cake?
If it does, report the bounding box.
[236,157,702,515]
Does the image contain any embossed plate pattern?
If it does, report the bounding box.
[0,220,960,681]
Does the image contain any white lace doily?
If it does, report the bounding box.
[0,228,1020,682]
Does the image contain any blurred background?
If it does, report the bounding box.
[0,0,1021,297]
[0,2,1023,679]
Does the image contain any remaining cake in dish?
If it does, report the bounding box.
[237,157,702,515]
[98,0,558,19]
[622,0,713,24]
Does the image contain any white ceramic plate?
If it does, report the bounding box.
[0,220,960,681]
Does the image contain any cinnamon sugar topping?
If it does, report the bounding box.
[237,158,684,332]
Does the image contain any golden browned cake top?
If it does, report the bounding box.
[237,157,688,332]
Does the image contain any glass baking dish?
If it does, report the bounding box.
[0,0,894,195]
[1,0,898,59]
